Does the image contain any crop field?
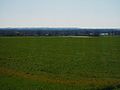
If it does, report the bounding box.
[0,36,120,90]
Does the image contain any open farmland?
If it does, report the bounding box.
[0,36,120,90]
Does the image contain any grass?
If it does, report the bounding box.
[0,36,120,90]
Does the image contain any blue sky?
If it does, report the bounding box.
[0,0,120,28]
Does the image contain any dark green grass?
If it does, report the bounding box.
[0,75,89,90]
[0,36,120,89]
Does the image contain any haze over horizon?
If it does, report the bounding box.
[0,0,120,28]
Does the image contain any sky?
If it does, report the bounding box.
[0,0,120,28]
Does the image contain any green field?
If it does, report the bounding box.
[0,36,120,90]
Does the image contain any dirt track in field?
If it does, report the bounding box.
[0,67,120,86]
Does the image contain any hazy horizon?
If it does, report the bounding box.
[0,0,120,28]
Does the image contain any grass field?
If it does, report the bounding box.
[0,36,120,90]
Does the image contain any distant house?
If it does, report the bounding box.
[89,32,100,36]
[100,33,109,36]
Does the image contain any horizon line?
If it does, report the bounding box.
[0,26,120,29]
